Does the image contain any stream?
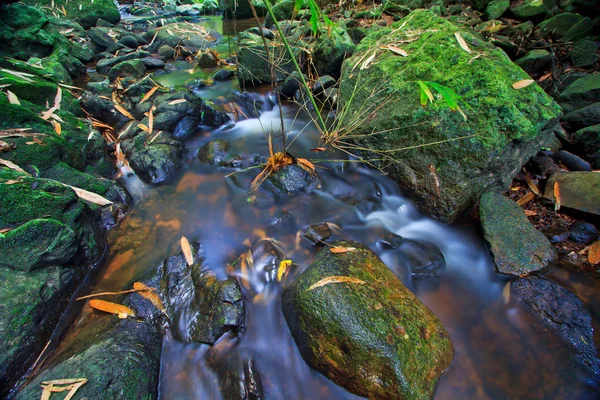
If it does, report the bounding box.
[35,13,600,400]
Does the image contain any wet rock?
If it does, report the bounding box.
[313,27,356,79]
[515,49,552,77]
[197,51,218,68]
[119,35,139,49]
[129,144,185,184]
[142,57,166,69]
[543,224,570,243]
[268,164,313,193]
[569,39,599,68]
[264,0,295,27]
[572,124,600,168]
[510,276,600,376]
[563,102,600,129]
[558,73,600,114]
[510,0,547,19]
[88,27,115,48]
[339,10,561,222]
[173,116,199,141]
[480,192,556,275]
[544,172,600,216]
[528,155,557,177]
[95,50,151,73]
[282,241,453,399]
[319,175,382,205]
[569,221,599,244]
[303,222,332,244]
[312,75,336,95]
[485,0,509,20]
[146,23,220,55]
[396,239,446,278]
[553,150,592,171]
[158,44,176,60]
[277,71,303,98]
[197,140,230,165]
[108,59,146,82]
[22,0,120,29]
[214,68,235,81]
[564,17,597,42]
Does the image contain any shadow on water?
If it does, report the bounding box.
[39,16,600,400]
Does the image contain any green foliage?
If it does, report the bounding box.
[293,0,334,37]
[417,80,468,120]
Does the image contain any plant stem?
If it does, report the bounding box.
[262,0,327,133]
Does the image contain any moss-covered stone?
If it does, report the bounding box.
[282,240,453,399]
[569,39,599,68]
[338,10,561,222]
[480,192,556,275]
[197,140,229,165]
[22,0,120,29]
[558,73,600,113]
[543,172,600,216]
[264,0,295,27]
[515,49,552,76]
[129,144,185,184]
[537,12,585,38]
[510,0,548,19]
[312,26,356,78]
[485,0,510,20]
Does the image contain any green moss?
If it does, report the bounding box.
[22,0,120,29]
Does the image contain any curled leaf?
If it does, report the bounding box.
[308,276,366,291]
[89,299,135,318]
[181,236,194,266]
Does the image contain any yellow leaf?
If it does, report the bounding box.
[51,120,61,136]
[296,157,315,173]
[308,276,366,291]
[524,172,541,196]
[517,191,535,206]
[66,184,113,206]
[138,123,150,133]
[181,236,194,266]
[133,282,165,312]
[503,282,510,304]
[6,90,20,105]
[89,299,135,318]
[277,260,292,282]
[554,181,561,212]
[512,79,534,89]
[454,32,471,53]
[588,241,600,264]
[168,99,187,105]
[114,104,135,119]
[140,86,159,104]
[330,246,356,253]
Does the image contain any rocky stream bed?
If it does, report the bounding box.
[0,0,599,398]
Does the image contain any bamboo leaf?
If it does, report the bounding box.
[89,299,135,318]
[114,104,135,119]
[517,191,535,206]
[0,68,35,82]
[51,120,62,136]
[66,185,113,206]
[296,157,315,173]
[168,99,187,105]
[330,246,356,253]
[6,90,20,105]
[417,81,434,105]
[554,181,561,212]
[54,87,62,109]
[148,108,154,136]
[181,236,194,266]
[138,123,150,133]
[382,45,408,57]
[454,32,471,53]
[308,276,366,291]
[0,158,29,174]
[133,282,165,312]
[140,86,158,104]
[512,79,534,89]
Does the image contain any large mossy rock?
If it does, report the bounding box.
[480,192,556,275]
[282,241,453,399]
[22,0,120,28]
[338,10,561,222]
[0,168,107,397]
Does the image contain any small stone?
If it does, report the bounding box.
[569,221,599,244]
[528,155,557,177]
[157,44,175,60]
[213,69,235,81]
[141,57,166,69]
[553,150,592,171]
[303,223,332,244]
[119,35,139,49]
[542,224,570,243]
[196,52,218,68]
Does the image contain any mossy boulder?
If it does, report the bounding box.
[485,0,510,19]
[197,140,229,165]
[282,240,453,399]
[338,10,561,222]
[572,124,600,168]
[312,26,356,78]
[145,23,220,54]
[510,0,549,19]
[129,143,185,184]
[22,0,120,29]
[558,73,600,113]
[537,12,585,38]
[264,0,295,27]
[480,192,556,275]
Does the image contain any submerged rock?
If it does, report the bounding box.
[303,222,333,244]
[268,163,314,193]
[129,143,185,184]
[282,241,453,399]
[480,192,556,275]
[338,10,561,222]
[197,140,230,165]
[510,276,600,376]
[544,172,600,216]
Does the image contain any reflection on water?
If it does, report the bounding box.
[43,16,600,400]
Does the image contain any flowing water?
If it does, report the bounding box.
[37,14,600,400]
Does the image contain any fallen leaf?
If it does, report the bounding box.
[296,157,315,173]
[41,378,87,386]
[524,172,541,196]
[149,130,162,144]
[310,147,327,152]
[114,104,135,119]
[66,185,113,206]
[554,181,561,212]
[517,191,535,206]
[454,32,471,53]
[382,45,408,56]
[0,128,45,138]
[89,299,135,318]
[277,259,292,282]
[41,106,58,121]
[181,236,194,266]
[503,282,510,304]
[360,49,378,70]
[524,209,537,217]
[168,99,187,105]
[77,286,155,301]
[54,87,62,109]
[148,108,154,136]
[0,158,29,174]
[330,246,356,253]
[512,79,534,89]
[0,140,15,152]
[51,120,61,136]
[308,276,366,291]
[588,241,600,264]
[140,86,159,104]
[133,282,165,312]
[6,90,20,105]
[0,68,35,82]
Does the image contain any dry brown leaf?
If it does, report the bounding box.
[308,276,366,291]
[54,87,62,109]
[517,191,535,206]
[454,32,471,53]
[149,131,162,144]
[296,158,315,173]
[524,172,541,196]
[360,49,378,70]
[277,260,292,282]
[0,158,28,174]
[63,380,87,400]
[138,123,150,133]
[524,209,537,217]
[168,99,187,105]
[554,181,561,212]
[51,120,61,136]
[41,106,58,121]
[503,282,510,304]
[512,79,534,89]
[133,282,165,312]
[0,140,15,152]
[41,378,87,386]
[181,236,194,266]
[310,147,327,152]
[382,45,408,57]
[0,128,44,138]
[140,86,159,104]
[0,68,35,82]
[77,286,155,301]
[66,185,112,206]
[588,241,600,264]
[330,246,356,253]
[6,90,20,105]
[89,299,135,318]
[114,104,135,119]
[148,108,154,136]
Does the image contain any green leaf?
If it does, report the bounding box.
[294,0,303,12]
[417,81,433,105]
[0,232,5,238]
[309,1,319,37]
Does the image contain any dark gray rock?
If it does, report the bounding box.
[572,124,600,168]
[157,44,175,60]
[515,49,552,77]
[129,144,185,184]
[141,57,166,69]
[312,75,336,95]
[563,102,600,129]
[511,276,600,376]
[543,224,570,243]
[553,150,592,171]
[480,192,556,275]
[197,140,229,165]
[173,116,199,141]
[268,163,314,193]
[277,71,303,98]
[95,50,151,74]
[558,73,600,114]
[108,59,146,81]
[570,39,599,68]
[544,172,600,216]
[303,222,332,244]
[88,27,115,48]
[528,155,557,177]
[214,68,235,81]
[569,221,599,244]
[119,35,139,49]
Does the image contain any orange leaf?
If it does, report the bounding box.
[180,236,194,266]
[588,241,600,264]
[114,104,135,119]
[308,276,366,291]
[148,108,154,135]
[311,147,327,152]
[524,209,537,217]
[512,79,534,89]
[296,157,315,172]
[138,123,150,133]
[140,86,159,104]
[330,247,356,253]
[517,192,535,206]
[554,181,561,212]
[133,282,165,312]
[89,299,135,318]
